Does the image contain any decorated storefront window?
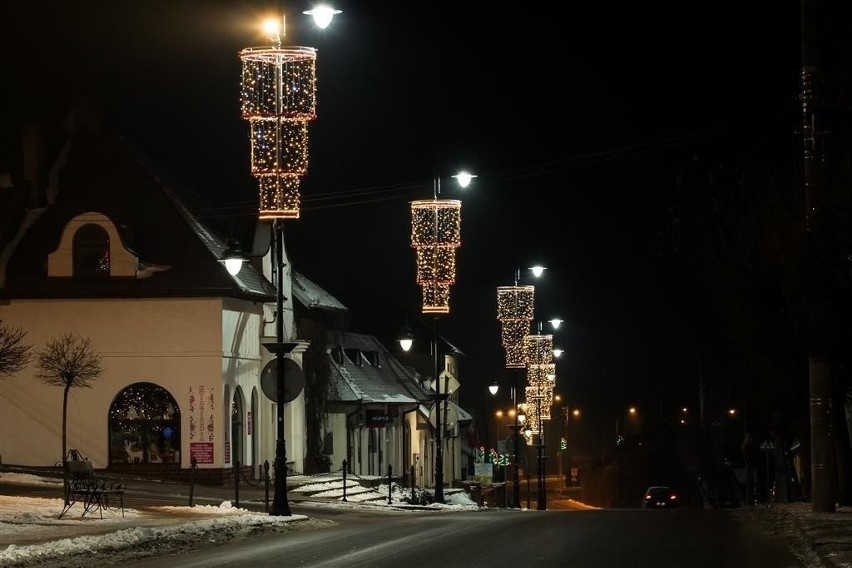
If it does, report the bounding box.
[108,382,181,465]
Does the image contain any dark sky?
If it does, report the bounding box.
[4,1,806,423]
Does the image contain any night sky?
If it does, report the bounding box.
[3,1,809,426]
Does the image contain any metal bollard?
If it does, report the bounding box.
[189,456,198,507]
[233,459,240,508]
[387,464,393,504]
[342,459,348,502]
[264,460,270,512]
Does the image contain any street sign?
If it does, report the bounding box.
[429,400,460,429]
[260,358,305,403]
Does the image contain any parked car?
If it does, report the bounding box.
[642,486,678,508]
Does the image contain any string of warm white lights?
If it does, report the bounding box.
[410,199,462,314]
[496,285,535,368]
[523,333,556,435]
[239,45,318,219]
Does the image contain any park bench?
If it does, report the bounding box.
[58,450,126,520]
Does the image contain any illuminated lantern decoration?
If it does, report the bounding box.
[497,285,535,368]
[239,44,317,219]
[410,199,462,314]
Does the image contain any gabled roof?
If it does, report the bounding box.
[417,402,474,424]
[293,271,347,312]
[327,331,431,406]
[0,131,275,303]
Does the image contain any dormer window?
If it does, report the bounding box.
[331,347,344,365]
[73,224,110,278]
[48,212,139,278]
[363,351,380,368]
[344,348,361,366]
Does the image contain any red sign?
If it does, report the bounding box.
[190,442,214,464]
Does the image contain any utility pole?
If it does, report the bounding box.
[800,0,836,514]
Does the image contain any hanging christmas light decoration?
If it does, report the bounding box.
[524,384,555,434]
[497,285,535,368]
[523,332,556,433]
[524,333,554,369]
[239,19,317,219]
[410,199,462,313]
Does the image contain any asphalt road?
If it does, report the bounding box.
[5,470,844,568]
[113,507,803,568]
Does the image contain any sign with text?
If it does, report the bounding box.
[366,409,391,428]
[190,442,214,465]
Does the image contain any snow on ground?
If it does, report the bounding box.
[0,470,479,568]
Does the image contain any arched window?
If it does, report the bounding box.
[109,383,181,465]
[73,224,110,277]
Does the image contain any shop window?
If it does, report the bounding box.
[109,382,181,465]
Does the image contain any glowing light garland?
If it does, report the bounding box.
[496,286,535,368]
[239,46,317,219]
[410,199,462,314]
[524,385,555,434]
[523,333,555,433]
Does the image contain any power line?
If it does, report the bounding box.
[193,117,787,219]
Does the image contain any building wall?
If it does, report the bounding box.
[0,296,270,474]
[326,412,347,472]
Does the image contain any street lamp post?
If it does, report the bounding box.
[496,272,536,508]
[487,380,499,452]
[432,316,446,503]
[497,265,564,511]
[494,370,524,508]
[510,370,522,508]
[408,164,473,504]
[266,222,298,516]
[237,8,340,517]
[219,223,297,515]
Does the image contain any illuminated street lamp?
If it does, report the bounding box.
[408,165,473,503]
[303,5,342,29]
[219,239,250,276]
[238,8,340,517]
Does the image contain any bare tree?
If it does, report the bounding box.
[35,333,105,497]
[0,320,32,378]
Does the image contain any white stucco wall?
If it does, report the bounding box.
[0,297,267,471]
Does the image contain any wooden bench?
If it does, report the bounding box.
[58,451,126,520]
